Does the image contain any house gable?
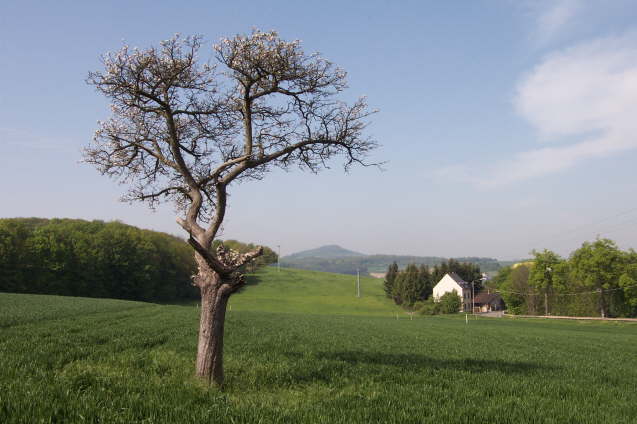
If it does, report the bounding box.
[433,273,470,299]
[432,273,472,312]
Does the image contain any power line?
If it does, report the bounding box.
[527,206,637,249]
[495,284,637,297]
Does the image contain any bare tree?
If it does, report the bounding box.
[85,30,379,386]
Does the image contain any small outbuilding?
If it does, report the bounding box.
[472,292,505,313]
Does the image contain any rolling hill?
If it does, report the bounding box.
[280,245,503,276]
[232,267,398,316]
[283,244,366,259]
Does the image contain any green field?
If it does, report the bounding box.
[1,267,636,423]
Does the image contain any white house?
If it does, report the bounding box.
[432,272,472,312]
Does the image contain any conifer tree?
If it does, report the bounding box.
[391,271,405,305]
[417,264,433,300]
[384,262,399,297]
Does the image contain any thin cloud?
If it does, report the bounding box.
[534,0,582,44]
[441,32,637,188]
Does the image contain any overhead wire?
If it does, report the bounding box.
[526,206,637,250]
[494,284,637,297]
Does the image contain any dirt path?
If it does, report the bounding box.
[501,313,637,322]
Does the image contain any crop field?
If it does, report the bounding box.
[1,268,636,423]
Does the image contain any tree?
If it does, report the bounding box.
[528,249,562,315]
[499,263,533,314]
[383,262,398,298]
[619,262,637,317]
[570,239,625,318]
[417,264,432,300]
[85,31,378,385]
[400,264,421,306]
[438,290,462,314]
[0,218,200,302]
[391,272,406,305]
[431,259,482,289]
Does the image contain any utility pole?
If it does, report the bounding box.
[277,245,280,272]
[356,268,361,298]
[472,276,486,316]
[472,280,475,316]
[545,266,552,316]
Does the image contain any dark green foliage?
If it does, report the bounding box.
[1,290,635,423]
[430,259,483,289]
[415,298,439,315]
[391,264,420,305]
[0,218,198,302]
[390,264,431,306]
[0,218,276,303]
[417,264,433,300]
[437,290,462,314]
[388,259,480,307]
[383,262,398,297]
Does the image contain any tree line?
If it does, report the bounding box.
[383,258,482,307]
[0,218,277,302]
[489,238,637,318]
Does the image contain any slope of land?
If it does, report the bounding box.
[284,244,366,259]
[232,267,398,316]
[1,268,636,423]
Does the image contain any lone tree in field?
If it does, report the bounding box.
[85,31,378,385]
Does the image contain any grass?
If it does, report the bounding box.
[0,267,636,423]
[232,266,398,316]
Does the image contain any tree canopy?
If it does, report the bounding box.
[85,30,380,385]
[490,239,637,317]
[0,218,276,302]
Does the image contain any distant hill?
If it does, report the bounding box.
[281,245,502,276]
[284,244,366,259]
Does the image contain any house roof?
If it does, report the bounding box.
[473,292,503,305]
[447,272,470,288]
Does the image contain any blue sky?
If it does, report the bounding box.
[2,0,637,260]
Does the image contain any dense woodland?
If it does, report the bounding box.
[383,259,483,307]
[0,218,277,302]
[488,239,637,318]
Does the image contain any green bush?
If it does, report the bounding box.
[438,291,462,314]
[507,305,522,315]
[414,298,439,315]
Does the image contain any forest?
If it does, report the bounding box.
[0,218,277,302]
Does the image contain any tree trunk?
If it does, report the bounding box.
[598,288,607,318]
[195,280,230,385]
[189,240,256,386]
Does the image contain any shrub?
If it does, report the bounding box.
[438,291,462,314]
[416,298,440,315]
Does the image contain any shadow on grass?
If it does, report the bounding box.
[322,351,551,374]
[243,271,266,288]
[284,351,552,376]
[156,270,267,305]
